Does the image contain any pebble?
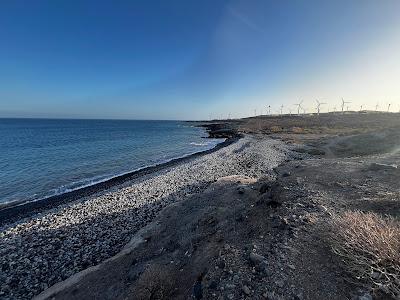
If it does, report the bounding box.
[249,252,267,265]
[242,285,251,295]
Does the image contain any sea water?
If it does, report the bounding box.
[0,119,223,206]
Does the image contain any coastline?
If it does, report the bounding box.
[2,114,400,300]
[1,133,289,300]
[0,123,240,226]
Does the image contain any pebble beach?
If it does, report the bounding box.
[0,135,291,299]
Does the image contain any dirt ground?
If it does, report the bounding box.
[35,113,400,300]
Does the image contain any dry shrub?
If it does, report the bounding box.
[291,126,304,134]
[330,211,400,298]
[270,126,283,133]
[135,264,176,300]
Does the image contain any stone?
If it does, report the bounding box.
[249,252,266,265]
[259,183,270,194]
[275,280,284,288]
[358,293,372,300]
[242,285,251,295]
[237,187,245,194]
[257,183,284,206]
[217,259,226,269]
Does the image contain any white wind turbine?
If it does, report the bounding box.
[341,98,351,114]
[294,100,304,115]
[315,99,327,115]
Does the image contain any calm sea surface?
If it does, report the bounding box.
[0,119,223,205]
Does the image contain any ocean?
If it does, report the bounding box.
[0,119,223,206]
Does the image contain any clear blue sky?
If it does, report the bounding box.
[1,0,400,119]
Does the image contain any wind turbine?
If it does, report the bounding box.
[375,103,379,111]
[315,99,327,115]
[294,100,303,115]
[280,104,284,115]
[387,103,391,112]
[341,98,351,114]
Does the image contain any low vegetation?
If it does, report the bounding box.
[329,211,400,298]
[134,264,176,300]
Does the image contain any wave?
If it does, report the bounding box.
[190,142,211,146]
[0,138,226,211]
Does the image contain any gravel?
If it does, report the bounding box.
[0,135,290,299]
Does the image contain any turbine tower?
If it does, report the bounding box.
[315,99,327,116]
[294,100,303,115]
[341,98,351,114]
[280,104,284,115]
[375,103,379,111]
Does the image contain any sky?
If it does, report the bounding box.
[1,0,400,120]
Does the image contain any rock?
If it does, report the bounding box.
[237,187,245,194]
[258,261,272,276]
[294,292,304,300]
[263,291,280,300]
[216,259,226,269]
[259,183,270,194]
[242,285,251,295]
[257,183,284,206]
[275,279,284,288]
[249,252,266,265]
[358,293,372,300]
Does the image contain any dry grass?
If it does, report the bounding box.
[290,126,305,134]
[329,211,400,298]
[134,264,176,300]
[270,125,283,133]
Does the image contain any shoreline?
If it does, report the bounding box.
[1,134,288,300]
[2,114,400,300]
[0,126,240,226]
